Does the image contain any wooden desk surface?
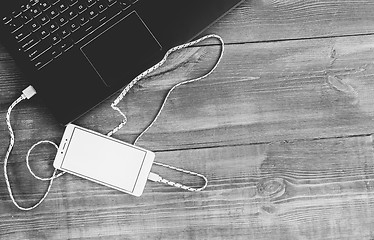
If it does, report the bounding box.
[2,0,374,239]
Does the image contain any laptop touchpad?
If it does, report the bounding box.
[80,12,162,87]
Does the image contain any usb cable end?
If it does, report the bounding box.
[22,85,37,99]
[148,172,162,182]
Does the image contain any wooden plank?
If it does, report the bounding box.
[206,0,374,42]
[1,136,374,239]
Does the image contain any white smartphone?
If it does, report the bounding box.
[53,124,155,197]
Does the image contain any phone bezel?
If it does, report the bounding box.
[53,124,155,197]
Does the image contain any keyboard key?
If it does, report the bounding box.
[59,26,71,38]
[119,1,129,10]
[58,38,73,52]
[26,39,52,60]
[20,35,40,51]
[85,0,96,7]
[29,6,42,17]
[19,11,33,24]
[40,1,52,11]
[57,2,69,12]
[46,7,59,19]
[13,26,32,42]
[88,4,99,19]
[67,6,79,19]
[12,10,22,18]
[2,15,13,24]
[47,21,59,32]
[68,19,80,32]
[51,32,61,45]
[38,28,51,39]
[30,20,41,32]
[27,47,42,60]
[76,2,87,13]
[78,12,89,25]
[38,15,50,25]
[97,0,107,12]
[57,14,69,26]
[33,49,54,69]
[51,46,62,58]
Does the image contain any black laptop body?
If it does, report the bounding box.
[0,0,243,124]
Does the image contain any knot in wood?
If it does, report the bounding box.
[257,178,285,198]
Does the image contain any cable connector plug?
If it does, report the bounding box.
[148,172,162,182]
[22,85,37,99]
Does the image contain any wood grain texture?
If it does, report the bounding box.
[75,34,374,150]
[207,0,374,43]
[2,136,374,239]
[2,0,374,239]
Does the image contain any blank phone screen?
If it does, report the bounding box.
[60,127,147,193]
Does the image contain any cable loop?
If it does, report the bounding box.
[26,140,65,181]
[108,34,224,192]
[4,34,223,210]
[4,96,64,210]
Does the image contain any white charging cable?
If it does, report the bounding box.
[4,86,65,211]
[108,34,225,192]
[4,34,224,210]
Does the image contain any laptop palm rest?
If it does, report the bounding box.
[80,11,162,87]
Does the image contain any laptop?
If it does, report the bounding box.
[0,0,244,125]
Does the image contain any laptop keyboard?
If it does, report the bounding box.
[2,0,138,70]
